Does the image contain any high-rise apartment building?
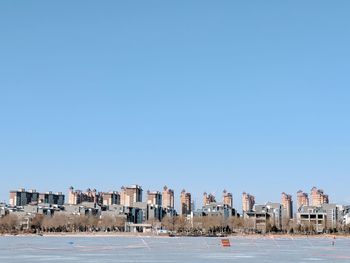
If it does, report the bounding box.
[162,186,174,209]
[68,187,99,205]
[242,192,255,213]
[310,187,329,206]
[120,185,143,207]
[281,192,293,220]
[223,190,233,207]
[9,188,64,206]
[9,188,39,206]
[101,191,120,206]
[203,192,216,206]
[180,189,191,215]
[147,190,162,206]
[297,190,309,210]
[39,191,65,205]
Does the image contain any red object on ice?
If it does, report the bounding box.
[221,239,231,247]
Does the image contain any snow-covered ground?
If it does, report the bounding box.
[0,236,349,262]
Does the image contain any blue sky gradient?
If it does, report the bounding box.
[1,1,350,208]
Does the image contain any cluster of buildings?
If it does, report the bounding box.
[1,185,350,233]
[0,185,237,232]
[242,187,348,233]
[66,185,177,231]
[9,188,65,207]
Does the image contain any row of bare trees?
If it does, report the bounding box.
[0,214,126,234]
[160,216,245,236]
[160,216,350,236]
[1,213,350,235]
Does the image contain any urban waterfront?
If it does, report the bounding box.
[0,236,350,262]
[2,185,350,236]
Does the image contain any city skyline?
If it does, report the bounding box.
[5,183,349,235]
[3,184,341,213]
[1,2,350,205]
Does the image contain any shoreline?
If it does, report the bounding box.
[1,232,350,238]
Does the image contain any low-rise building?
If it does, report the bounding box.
[321,203,341,230]
[0,203,8,217]
[162,207,177,217]
[296,206,327,233]
[245,203,282,232]
[63,202,101,216]
[133,201,163,222]
[199,202,237,219]
[343,205,350,226]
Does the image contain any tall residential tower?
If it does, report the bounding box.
[223,190,233,207]
[180,189,191,216]
[297,190,309,210]
[162,186,174,209]
[242,192,255,213]
[281,192,293,220]
[120,185,143,207]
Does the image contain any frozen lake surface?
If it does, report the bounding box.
[0,236,350,262]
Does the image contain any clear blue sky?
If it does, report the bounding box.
[1,1,350,209]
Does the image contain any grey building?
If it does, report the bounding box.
[296,206,327,233]
[200,202,237,219]
[244,203,282,232]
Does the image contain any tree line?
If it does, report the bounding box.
[1,214,350,235]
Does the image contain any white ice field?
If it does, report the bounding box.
[0,236,349,262]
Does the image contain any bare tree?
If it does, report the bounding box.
[243,217,255,233]
[192,216,203,234]
[99,215,116,232]
[161,216,177,232]
[201,216,221,235]
[229,216,244,233]
[71,215,96,232]
[146,217,160,232]
[0,214,18,234]
[42,214,68,232]
[115,216,126,232]
[31,214,44,233]
[174,216,188,233]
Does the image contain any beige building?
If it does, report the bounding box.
[101,191,120,206]
[203,192,216,206]
[147,190,162,206]
[180,189,191,215]
[242,192,255,213]
[281,192,293,220]
[222,190,233,207]
[310,187,329,207]
[297,190,309,210]
[120,185,143,207]
[162,186,174,209]
[68,187,99,205]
